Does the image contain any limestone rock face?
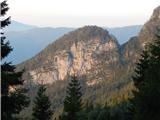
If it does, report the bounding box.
[19,26,120,84]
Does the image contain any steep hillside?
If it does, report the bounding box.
[18,26,122,84]
[138,6,160,46]
[18,26,133,118]
[122,6,160,67]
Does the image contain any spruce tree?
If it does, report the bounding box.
[32,85,53,120]
[131,28,160,120]
[1,1,30,119]
[61,75,82,120]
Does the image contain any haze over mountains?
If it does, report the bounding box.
[5,21,142,64]
[5,26,74,64]
[6,20,37,31]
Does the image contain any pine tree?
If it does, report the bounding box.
[130,28,160,120]
[32,85,53,120]
[61,75,82,120]
[1,1,30,119]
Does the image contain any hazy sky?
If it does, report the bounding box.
[6,0,160,27]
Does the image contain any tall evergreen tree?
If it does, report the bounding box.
[61,75,82,120]
[130,28,160,120]
[32,85,53,120]
[1,1,30,119]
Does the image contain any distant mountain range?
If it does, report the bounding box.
[5,20,142,64]
[107,25,142,43]
[5,26,74,64]
[6,20,37,31]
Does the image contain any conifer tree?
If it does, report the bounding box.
[1,1,30,119]
[61,75,82,120]
[32,85,53,120]
[131,28,160,120]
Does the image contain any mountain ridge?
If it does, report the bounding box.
[18,25,121,82]
[6,20,37,31]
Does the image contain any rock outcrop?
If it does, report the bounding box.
[122,6,160,68]
[19,26,121,84]
[138,6,160,46]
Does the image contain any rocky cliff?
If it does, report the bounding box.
[139,6,160,46]
[122,6,160,69]
[19,26,123,85]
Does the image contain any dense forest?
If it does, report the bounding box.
[1,1,160,120]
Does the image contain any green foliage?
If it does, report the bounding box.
[1,1,30,119]
[130,28,160,120]
[32,85,53,120]
[88,107,111,120]
[75,102,130,120]
[0,0,10,28]
[1,0,12,59]
[60,75,82,120]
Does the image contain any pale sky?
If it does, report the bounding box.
[5,0,160,27]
